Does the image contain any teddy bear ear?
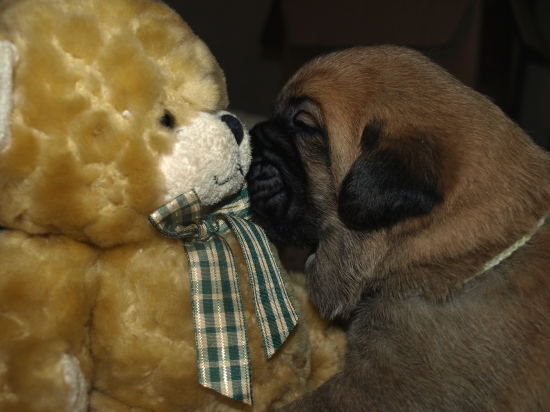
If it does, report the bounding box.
[0,40,18,153]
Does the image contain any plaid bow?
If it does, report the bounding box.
[149,186,298,405]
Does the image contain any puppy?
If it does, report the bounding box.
[247,46,550,411]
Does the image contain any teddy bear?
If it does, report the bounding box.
[0,0,346,411]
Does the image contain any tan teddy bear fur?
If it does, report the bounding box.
[0,0,345,411]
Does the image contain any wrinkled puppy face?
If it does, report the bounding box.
[247,96,325,247]
[248,46,448,250]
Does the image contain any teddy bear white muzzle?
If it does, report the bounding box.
[159,111,252,206]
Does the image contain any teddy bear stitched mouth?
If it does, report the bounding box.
[213,164,244,186]
[213,175,233,186]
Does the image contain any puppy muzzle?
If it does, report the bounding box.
[247,120,320,247]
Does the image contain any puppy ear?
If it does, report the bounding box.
[338,122,442,231]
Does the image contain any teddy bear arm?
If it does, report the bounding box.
[0,231,98,412]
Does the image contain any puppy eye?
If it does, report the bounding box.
[159,110,176,129]
[292,111,319,132]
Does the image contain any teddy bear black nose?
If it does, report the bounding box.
[221,114,244,146]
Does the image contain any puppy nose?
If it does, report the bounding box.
[221,114,244,146]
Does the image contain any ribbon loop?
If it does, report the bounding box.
[149,186,299,405]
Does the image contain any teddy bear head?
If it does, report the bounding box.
[0,0,251,247]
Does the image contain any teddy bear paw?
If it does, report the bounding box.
[62,354,88,412]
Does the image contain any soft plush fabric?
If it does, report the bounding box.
[0,0,346,410]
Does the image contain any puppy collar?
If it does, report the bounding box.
[464,214,547,284]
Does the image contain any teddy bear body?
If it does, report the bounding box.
[1,216,317,411]
[0,0,345,411]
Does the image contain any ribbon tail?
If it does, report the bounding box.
[185,236,253,405]
[226,216,299,359]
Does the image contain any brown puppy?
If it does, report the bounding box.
[247,46,550,411]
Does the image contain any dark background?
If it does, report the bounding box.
[165,0,550,150]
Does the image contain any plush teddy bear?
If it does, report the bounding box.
[0,0,345,411]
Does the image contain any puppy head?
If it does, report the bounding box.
[247,45,548,318]
[248,46,454,246]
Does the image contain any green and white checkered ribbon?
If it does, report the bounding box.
[149,186,298,405]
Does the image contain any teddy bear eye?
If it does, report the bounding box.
[159,111,176,129]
